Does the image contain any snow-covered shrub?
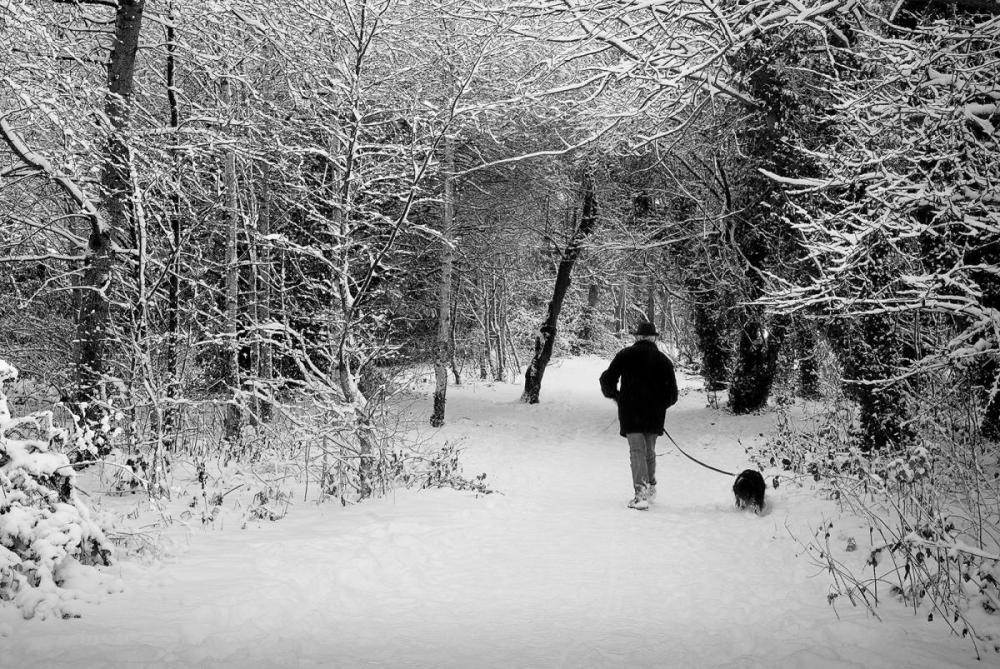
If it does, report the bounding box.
[65,400,121,465]
[420,442,493,495]
[0,360,112,619]
[751,399,1000,656]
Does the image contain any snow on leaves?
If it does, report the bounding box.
[0,361,114,620]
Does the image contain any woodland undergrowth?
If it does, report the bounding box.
[1,361,493,618]
[748,379,1000,658]
[101,389,493,525]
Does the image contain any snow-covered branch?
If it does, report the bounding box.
[0,114,105,233]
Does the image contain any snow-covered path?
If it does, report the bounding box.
[2,357,982,667]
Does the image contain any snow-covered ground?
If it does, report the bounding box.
[1,356,985,667]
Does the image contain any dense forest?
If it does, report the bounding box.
[1,0,998,647]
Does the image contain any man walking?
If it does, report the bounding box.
[599,322,679,510]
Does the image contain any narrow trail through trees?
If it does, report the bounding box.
[3,359,979,668]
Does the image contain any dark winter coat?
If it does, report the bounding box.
[599,340,679,437]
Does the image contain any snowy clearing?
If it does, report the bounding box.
[1,357,984,668]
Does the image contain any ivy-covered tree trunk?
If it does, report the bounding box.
[722,23,838,414]
[824,238,913,452]
[726,183,788,413]
[792,318,821,400]
[688,281,732,392]
[844,315,911,452]
[522,172,598,404]
[729,314,786,414]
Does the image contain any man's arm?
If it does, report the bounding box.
[664,359,679,408]
[599,353,623,400]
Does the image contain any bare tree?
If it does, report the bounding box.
[522,169,599,404]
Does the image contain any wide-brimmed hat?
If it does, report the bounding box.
[633,322,659,337]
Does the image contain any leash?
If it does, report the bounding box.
[661,429,735,477]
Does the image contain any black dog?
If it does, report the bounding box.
[733,469,766,513]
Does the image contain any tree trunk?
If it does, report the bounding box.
[430,134,455,427]
[522,171,599,404]
[578,283,600,345]
[480,277,493,380]
[827,313,912,452]
[163,3,181,450]
[657,289,668,342]
[133,189,169,498]
[729,313,785,414]
[727,215,785,413]
[221,75,241,442]
[793,319,821,400]
[615,280,627,334]
[245,192,260,429]
[491,277,504,381]
[495,278,507,380]
[73,0,146,460]
[964,237,1000,438]
[502,294,520,377]
[689,280,732,393]
[257,159,274,423]
[645,276,656,324]
[450,280,461,385]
